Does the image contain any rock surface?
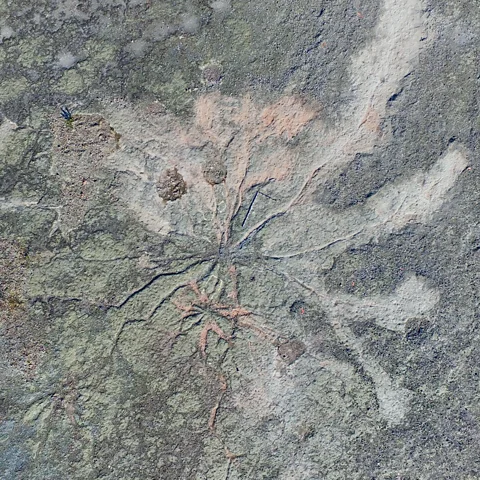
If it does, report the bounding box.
[1,0,479,478]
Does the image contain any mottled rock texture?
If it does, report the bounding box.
[1,0,479,479]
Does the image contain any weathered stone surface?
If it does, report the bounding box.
[1,0,480,478]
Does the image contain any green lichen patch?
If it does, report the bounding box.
[0,239,46,376]
[0,239,27,323]
[50,113,120,232]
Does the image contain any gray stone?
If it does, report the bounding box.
[1,0,479,478]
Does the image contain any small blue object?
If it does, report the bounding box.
[60,106,72,120]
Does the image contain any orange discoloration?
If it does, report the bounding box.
[260,95,318,140]
[199,321,232,358]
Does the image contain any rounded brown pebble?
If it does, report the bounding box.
[202,157,227,185]
[277,339,306,365]
[156,167,187,202]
